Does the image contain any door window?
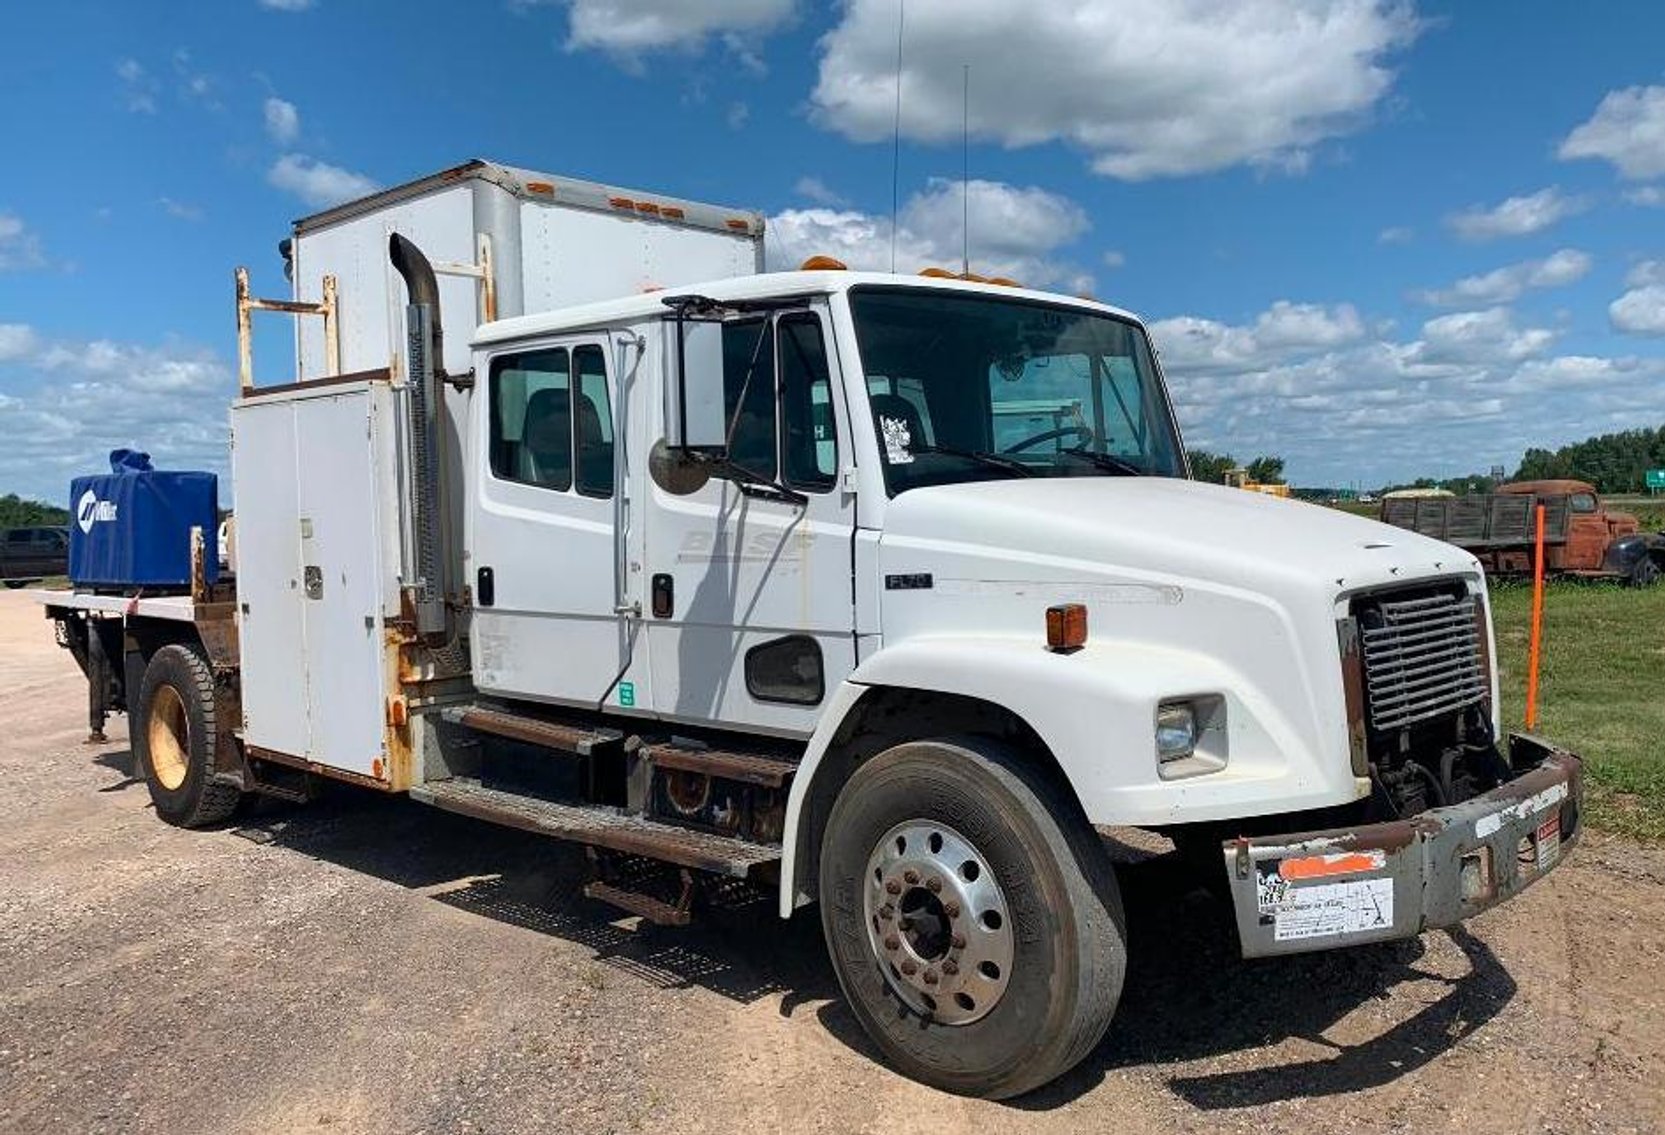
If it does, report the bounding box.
[722,319,777,481]
[489,344,618,500]
[1569,492,1597,514]
[779,313,838,491]
[491,348,572,491]
[573,344,614,498]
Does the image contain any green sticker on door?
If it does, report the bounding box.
[618,681,635,707]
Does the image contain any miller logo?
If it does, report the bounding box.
[76,489,118,535]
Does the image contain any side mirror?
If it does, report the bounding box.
[668,319,728,454]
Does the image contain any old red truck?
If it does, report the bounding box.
[1380,479,1663,585]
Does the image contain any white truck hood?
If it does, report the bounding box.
[878,476,1477,599]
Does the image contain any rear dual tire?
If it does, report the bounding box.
[819,738,1126,1100]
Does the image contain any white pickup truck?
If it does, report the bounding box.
[39,160,1582,1098]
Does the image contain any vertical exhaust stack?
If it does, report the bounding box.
[389,233,448,640]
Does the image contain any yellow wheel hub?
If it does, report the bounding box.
[147,685,190,791]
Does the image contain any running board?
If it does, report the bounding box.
[443,704,626,757]
[408,778,781,878]
[636,741,798,788]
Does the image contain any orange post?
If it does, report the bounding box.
[1525,502,1546,731]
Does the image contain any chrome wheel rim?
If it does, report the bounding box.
[863,820,1014,1025]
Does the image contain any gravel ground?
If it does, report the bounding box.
[0,589,1662,1134]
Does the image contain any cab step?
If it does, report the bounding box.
[443,703,626,757]
[636,740,798,788]
[408,778,781,878]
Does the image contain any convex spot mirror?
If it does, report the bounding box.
[668,319,728,454]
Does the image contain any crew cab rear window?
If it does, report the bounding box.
[489,345,616,500]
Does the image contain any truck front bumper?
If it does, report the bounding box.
[1225,733,1582,959]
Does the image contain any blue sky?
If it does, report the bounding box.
[2,0,1664,502]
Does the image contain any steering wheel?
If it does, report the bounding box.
[1002,424,1093,454]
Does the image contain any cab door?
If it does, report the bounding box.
[468,337,634,708]
[643,308,856,736]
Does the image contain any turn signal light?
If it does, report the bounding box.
[800,255,848,270]
[1045,603,1088,653]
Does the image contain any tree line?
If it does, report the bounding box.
[1513,425,1665,493]
[0,494,70,531]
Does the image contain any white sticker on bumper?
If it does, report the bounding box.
[1474,781,1569,840]
[1271,877,1395,941]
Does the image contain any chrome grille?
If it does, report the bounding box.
[1359,589,1486,731]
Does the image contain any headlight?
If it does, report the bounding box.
[1155,701,1198,762]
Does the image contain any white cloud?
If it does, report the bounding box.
[1413,248,1592,306]
[0,212,46,272]
[264,97,300,145]
[793,176,846,207]
[0,332,233,503]
[811,0,1420,180]
[260,0,316,9]
[559,0,793,56]
[1610,285,1665,336]
[1412,307,1555,365]
[115,58,158,114]
[1102,250,1126,269]
[1625,186,1665,207]
[0,324,39,361]
[1149,301,1366,374]
[766,178,1092,289]
[158,197,205,222]
[1378,225,1414,245]
[726,100,750,130]
[1624,259,1665,289]
[1445,187,1586,241]
[267,154,378,209]
[1150,296,1665,485]
[1559,84,1665,180]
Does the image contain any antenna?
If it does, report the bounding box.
[889,0,906,273]
[962,63,970,276]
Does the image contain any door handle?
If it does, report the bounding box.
[651,573,674,619]
[476,566,495,607]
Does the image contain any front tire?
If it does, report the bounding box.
[818,738,1126,1099]
[2,579,30,589]
[135,644,242,828]
[1630,556,1661,588]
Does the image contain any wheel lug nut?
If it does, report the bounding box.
[951,934,967,950]
[903,869,920,885]
[943,901,961,918]
[884,880,901,895]
[884,934,901,951]
[926,877,942,893]
[879,904,895,920]
[901,960,918,976]
[942,960,959,976]
[923,969,939,985]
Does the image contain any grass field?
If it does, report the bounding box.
[1490,580,1665,843]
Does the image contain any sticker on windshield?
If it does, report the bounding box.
[879,415,914,464]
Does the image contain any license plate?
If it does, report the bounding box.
[1535,815,1562,873]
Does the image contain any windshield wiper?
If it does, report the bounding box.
[913,443,1036,477]
[1057,447,1142,476]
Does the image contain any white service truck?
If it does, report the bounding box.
[40,159,1583,1099]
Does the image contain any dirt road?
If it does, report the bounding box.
[1,590,1661,1134]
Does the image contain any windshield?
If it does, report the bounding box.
[848,287,1186,496]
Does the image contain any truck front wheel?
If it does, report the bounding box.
[818,738,1126,1099]
[135,644,242,828]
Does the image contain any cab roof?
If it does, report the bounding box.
[472,270,1145,349]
